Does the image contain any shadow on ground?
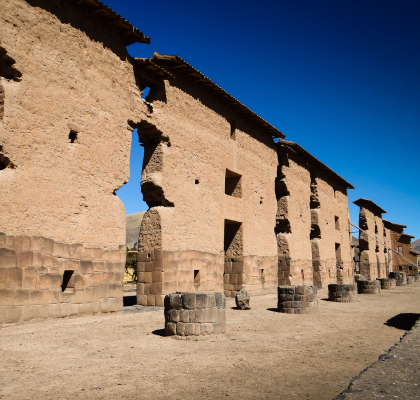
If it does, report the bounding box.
[123,295,137,307]
[384,313,420,331]
[152,329,166,337]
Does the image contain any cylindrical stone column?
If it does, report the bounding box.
[357,280,381,294]
[389,272,407,286]
[164,292,226,338]
[378,278,396,290]
[277,285,318,314]
[328,284,358,302]
[414,274,420,282]
[406,275,414,284]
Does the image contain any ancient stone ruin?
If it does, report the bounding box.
[277,285,318,314]
[0,0,417,325]
[164,292,226,338]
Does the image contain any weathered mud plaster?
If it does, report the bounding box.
[276,141,354,288]
[134,53,284,305]
[353,199,388,280]
[0,0,150,322]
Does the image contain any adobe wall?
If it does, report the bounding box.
[383,226,393,273]
[357,206,387,280]
[275,148,353,288]
[389,231,418,275]
[0,0,149,322]
[135,74,278,304]
[316,176,353,286]
[276,153,312,286]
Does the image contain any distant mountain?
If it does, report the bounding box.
[126,211,146,249]
[412,238,420,252]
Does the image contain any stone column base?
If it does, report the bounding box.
[328,284,358,302]
[164,292,226,338]
[277,285,318,314]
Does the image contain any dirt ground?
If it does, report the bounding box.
[1,283,419,400]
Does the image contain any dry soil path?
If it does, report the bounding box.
[1,283,420,400]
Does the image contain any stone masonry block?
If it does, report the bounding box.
[203,307,219,323]
[16,251,34,267]
[155,295,164,307]
[41,238,54,256]
[80,260,93,275]
[176,322,185,336]
[215,293,223,308]
[196,293,207,309]
[169,293,183,309]
[0,249,17,267]
[0,289,15,305]
[93,261,105,272]
[200,323,213,336]
[0,233,6,248]
[42,255,55,268]
[180,309,190,323]
[168,309,180,323]
[15,236,31,251]
[50,274,63,290]
[69,244,84,259]
[206,294,216,308]
[192,308,204,323]
[30,236,43,251]
[8,267,22,290]
[110,297,123,312]
[38,274,51,290]
[149,282,162,295]
[0,267,8,289]
[22,267,37,290]
[184,323,195,336]
[5,236,15,250]
[137,294,147,306]
[152,271,163,282]
[165,322,176,336]
[33,251,43,266]
[147,294,155,306]
[182,293,196,309]
[48,304,61,319]
[138,272,152,284]
[137,262,146,272]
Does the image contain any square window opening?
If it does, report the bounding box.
[194,269,200,284]
[225,169,242,198]
[62,270,74,292]
[334,216,340,230]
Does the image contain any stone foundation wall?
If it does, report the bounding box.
[277,285,318,314]
[0,233,125,324]
[278,258,353,287]
[224,255,278,298]
[164,292,226,338]
[357,280,381,294]
[328,284,358,303]
[137,250,224,306]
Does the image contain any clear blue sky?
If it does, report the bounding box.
[113,0,420,240]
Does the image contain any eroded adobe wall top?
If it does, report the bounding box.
[0,0,150,249]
